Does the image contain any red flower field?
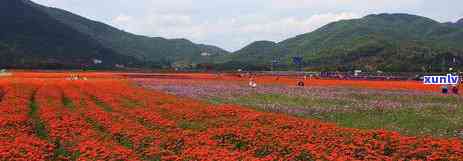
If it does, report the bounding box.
[0,72,462,160]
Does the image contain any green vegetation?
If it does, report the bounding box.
[178,120,207,131]
[217,14,463,72]
[0,0,139,69]
[0,0,229,69]
[52,139,80,161]
[90,95,113,112]
[210,93,463,138]
[62,96,75,109]
[120,97,142,108]
[321,107,463,137]
[28,91,49,139]
[28,90,80,161]
[114,134,134,149]
[2,0,463,71]
[215,134,249,150]
[35,1,229,67]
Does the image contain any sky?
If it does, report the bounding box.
[34,0,463,52]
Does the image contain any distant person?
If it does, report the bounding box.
[297,81,305,87]
[249,78,257,88]
[442,85,449,94]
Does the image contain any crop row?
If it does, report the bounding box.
[0,80,53,160]
[85,79,463,160]
[0,78,462,160]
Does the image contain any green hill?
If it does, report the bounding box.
[221,14,463,72]
[225,41,278,63]
[457,19,463,27]
[32,2,229,67]
[214,41,279,70]
[0,0,229,69]
[2,0,461,72]
[0,0,140,69]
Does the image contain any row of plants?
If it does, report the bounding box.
[0,75,462,160]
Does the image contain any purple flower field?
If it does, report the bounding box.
[134,78,463,138]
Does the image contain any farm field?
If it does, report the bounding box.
[136,76,463,138]
[1,72,462,160]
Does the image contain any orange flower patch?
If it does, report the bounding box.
[0,72,461,160]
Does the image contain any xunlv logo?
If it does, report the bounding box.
[423,74,460,85]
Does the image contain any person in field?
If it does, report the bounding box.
[297,75,305,87]
[442,85,449,94]
[249,78,257,88]
[297,81,305,86]
[249,75,257,88]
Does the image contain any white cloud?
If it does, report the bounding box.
[268,0,423,10]
[32,0,462,51]
[112,12,359,51]
[239,12,360,34]
[229,12,360,50]
[112,14,132,24]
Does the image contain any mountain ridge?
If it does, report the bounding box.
[225,41,278,63]
[456,18,463,26]
[221,13,463,72]
[1,0,462,71]
[19,0,229,68]
[0,0,140,69]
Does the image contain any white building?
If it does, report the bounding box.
[200,52,213,56]
[93,59,103,64]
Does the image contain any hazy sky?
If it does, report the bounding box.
[34,0,463,51]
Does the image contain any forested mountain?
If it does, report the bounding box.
[33,2,229,67]
[0,0,229,69]
[455,18,463,27]
[1,0,462,72]
[0,0,140,69]
[221,14,463,72]
[225,41,278,63]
